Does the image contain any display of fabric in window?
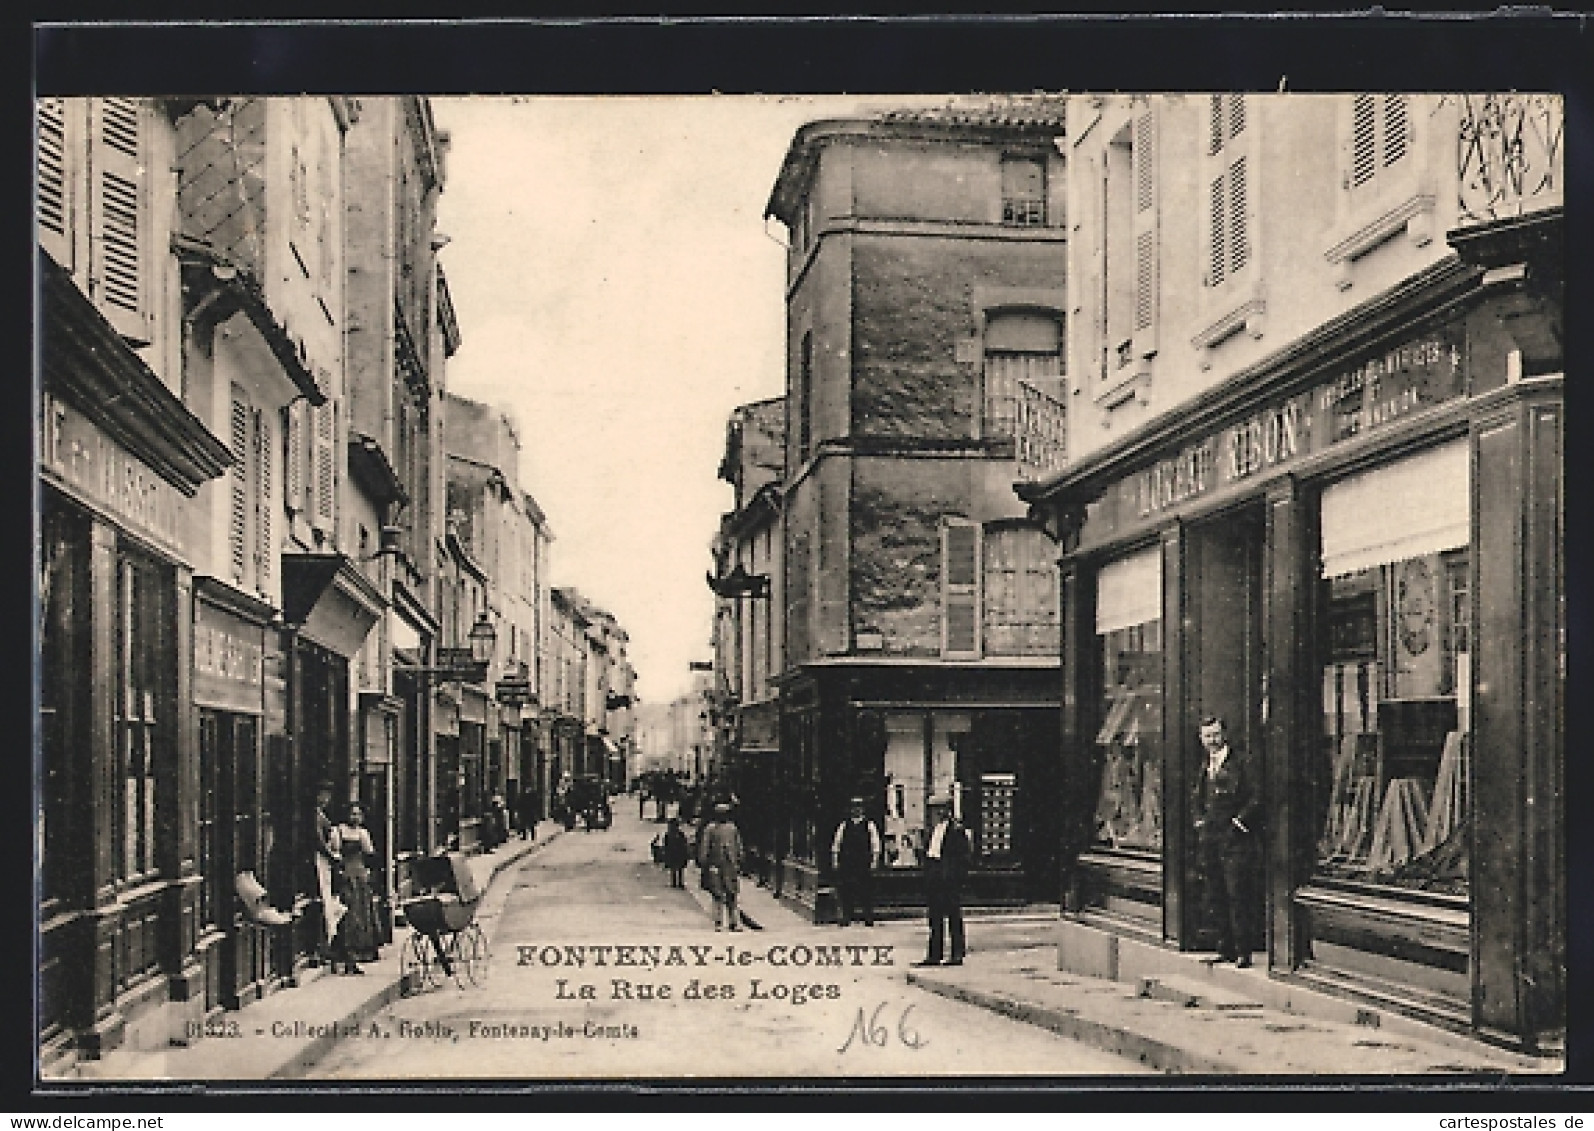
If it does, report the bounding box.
[1420,730,1467,855]
[1367,777,1430,874]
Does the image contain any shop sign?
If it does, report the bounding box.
[496,677,532,706]
[1112,324,1464,528]
[193,601,264,713]
[41,393,184,554]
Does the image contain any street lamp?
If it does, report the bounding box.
[467,610,498,667]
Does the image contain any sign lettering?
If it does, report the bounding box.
[41,394,184,551]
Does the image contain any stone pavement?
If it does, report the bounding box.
[59,825,564,1083]
[906,937,1561,1077]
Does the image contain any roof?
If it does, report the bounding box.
[766,94,1069,224]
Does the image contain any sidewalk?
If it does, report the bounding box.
[60,826,563,1083]
[906,932,1561,1076]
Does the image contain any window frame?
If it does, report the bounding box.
[941,519,983,661]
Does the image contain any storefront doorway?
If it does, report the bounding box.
[1178,505,1265,952]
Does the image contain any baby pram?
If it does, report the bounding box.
[399,850,490,993]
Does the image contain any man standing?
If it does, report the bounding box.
[913,793,970,966]
[1193,714,1261,968]
[830,796,882,927]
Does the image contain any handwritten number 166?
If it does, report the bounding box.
[838,1002,926,1053]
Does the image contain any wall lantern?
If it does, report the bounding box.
[468,610,498,667]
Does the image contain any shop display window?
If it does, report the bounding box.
[1093,618,1164,851]
[881,711,971,867]
[1315,548,1470,895]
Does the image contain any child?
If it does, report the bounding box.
[662,817,691,889]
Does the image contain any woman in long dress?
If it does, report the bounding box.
[331,803,379,972]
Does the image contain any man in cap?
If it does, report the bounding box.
[830,795,882,927]
[913,792,971,966]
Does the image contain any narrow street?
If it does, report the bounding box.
[314,809,1149,1079]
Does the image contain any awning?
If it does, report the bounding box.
[1096,545,1163,634]
[282,552,386,657]
[1320,440,1469,579]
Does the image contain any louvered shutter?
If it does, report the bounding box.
[91,98,149,344]
[1209,173,1227,287]
[943,522,981,659]
[38,98,72,266]
[313,400,335,532]
[230,389,250,584]
[1382,94,1409,169]
[1351,94,1378,189]
[1208,95,1224,157]
[1228,93,1246,141]
[253,407,273,592]
[1130,108,1158,353]
[1228,156,1249,275]
[283,401,305,515]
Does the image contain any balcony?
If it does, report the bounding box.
[1456,93,1563,227]
[992,378,1067,482]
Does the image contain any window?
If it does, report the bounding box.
[115,548,168,884]
[942,520,982,659]
[983,311,1062,442]
[229,386,275,594]
[1206,95,1250,288]
[982,524,1060,656]
[1349,94,1410,193]
[1001,155,1047,226]
[38,97,72,267]
[1093,546,1164,853]
[1103,106,1158,377]
[1315,441,1470,898]
[795,332,813,462]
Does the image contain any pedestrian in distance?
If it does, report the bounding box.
[662,816,691,889]
[830,795,882,927]
[1193,714,1261,968]
[700,802,745,931]
[516,787,539,841]
[913,793,970,967]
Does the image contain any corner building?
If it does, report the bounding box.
[1020,94,1563,1050]
[765,100,1070,919]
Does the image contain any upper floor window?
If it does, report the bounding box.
[983,311,1062,441]
[1206,94,1251,289]
[942,520,981,660]
[1001,155,1047,226]
[1348,94,1410,195]
[795,331,814,463]
[229,384,276,595]
[1103,105,1158,379]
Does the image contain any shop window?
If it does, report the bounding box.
[1315,441,1470,896]
[881,711,970,868]
[115,548,167,884]
[1001,155,1047,226]
[1093,546,1164,852]
[39,501,87,908]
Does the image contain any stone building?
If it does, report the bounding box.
[1020,93,1563,1051]
[763,98,1070,918]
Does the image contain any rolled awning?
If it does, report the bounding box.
[1320,439,1470,579]
[1096,545,1163,634]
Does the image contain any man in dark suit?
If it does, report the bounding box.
[830,796,882,927]
[1193,715,1261,967]
[913,793,971,966]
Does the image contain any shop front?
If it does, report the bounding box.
[774,663,1062,921]
[1021,219,1563,1048]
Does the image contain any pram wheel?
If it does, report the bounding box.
[401,931,441,994]
[455,922,490,988]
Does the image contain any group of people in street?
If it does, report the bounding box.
[312,782,383,976]
[639,712,1255,969]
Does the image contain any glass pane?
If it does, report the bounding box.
[1094,618,1164,851]
[1314,550,1469,895]
[882,714,923,868]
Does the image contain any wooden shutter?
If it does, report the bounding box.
[1351,94,1378,189]
[1131,108,1158,352]
[1208,95,1225,157]
[91,97,149,344]
[1382,94,1409,169]
[283,401,305,515]
[229,388,250,584]
[253,407,273,592]
[313,400,335,532]
[38,98,72,266]
[1228,93,1246,142]
[1228,156,1249,275]
[943,522,981,659]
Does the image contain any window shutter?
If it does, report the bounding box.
[313,400,335,532]
[91,97,149,344]
[1228,156,1249,275]
[1208,173,1227,287]
[1228,93,1246,141]
[39,98,72,266]
[1208,95,1224,157]
[229,388,250,584]
[943,522,981,659]
[283,401,305,515]
[1382,94,1409,169]
[1131,109,1158,353]
[253,407,272,592]
[1351,94,1378,188]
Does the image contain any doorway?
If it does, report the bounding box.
[1179,505,1266,952]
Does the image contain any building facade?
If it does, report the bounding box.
[763,100,1071,919]
[1021,93,1563,1050]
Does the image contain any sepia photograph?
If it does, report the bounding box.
[31,19,1571,1094]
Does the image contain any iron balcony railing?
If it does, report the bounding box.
[998,377,1068,482]
[1455,93,1563,226]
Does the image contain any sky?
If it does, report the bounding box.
[431,95,946,704]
